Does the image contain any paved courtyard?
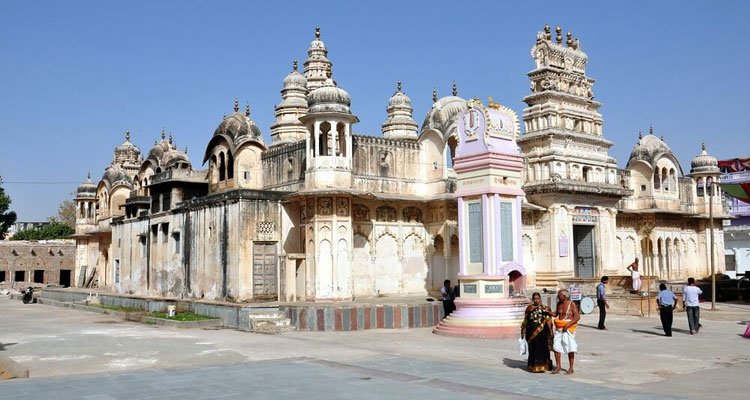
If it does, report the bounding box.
[1,296,749,399]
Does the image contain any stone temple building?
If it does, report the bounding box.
[73,26,726,302]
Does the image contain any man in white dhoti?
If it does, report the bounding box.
[627,258,641,292]
[551,289,580,374]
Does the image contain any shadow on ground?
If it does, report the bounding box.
[502,358,527,371]
[0,342,17,351]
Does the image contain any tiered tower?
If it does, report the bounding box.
[303,27,332,91]
[518,25,628,201]
[270,60,309,145]
[381,81,418,140]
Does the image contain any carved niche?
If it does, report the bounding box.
[318,197,332,215]
[353,204,370,222]
[336,198,349,217]
[376,206,397,222]
[402,206,423,223]
[307,199,315,218]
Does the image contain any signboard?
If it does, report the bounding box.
[558,234,569,257]
[572,207,599,223]
[569,285,582,301]
[464,284,477,294]
[485,284,503,294]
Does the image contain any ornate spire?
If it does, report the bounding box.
[638,130,643,140]
[293,59,298,71]
[396,81,402,94]
[660,135,664,141]
[245,102,251,117]
[488,96,500,109]
[649,124,654,135]
[184,146,188,154]
[566,31,573,47]
[555,26,562,44]
[87,171,91,180]
[169,132,173,144]
[544,24,551,40]
[701,141,706,151]
[161,127,166,140]
[125,130,130,141]
[452,81,458,96]
[233,98,239,112]
[315,26,320,39]
[432,87,438,103]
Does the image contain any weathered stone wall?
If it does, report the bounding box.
[0,240,76,287]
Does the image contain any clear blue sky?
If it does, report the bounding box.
[1,0,748,221]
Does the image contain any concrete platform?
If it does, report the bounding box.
[1,296,749,399]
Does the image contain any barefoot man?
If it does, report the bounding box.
[551,289,580,374]
[626,257,641,292]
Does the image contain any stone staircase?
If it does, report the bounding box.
[247,310,295,334]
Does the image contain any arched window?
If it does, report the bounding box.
[653,169,661,190]
[661,167,668,191]
[219,152,226,181]
[337,123,346,156]
[582,166,592,182]
[320,122,331,156]
[447,135,458,167]
[227,152,234,179]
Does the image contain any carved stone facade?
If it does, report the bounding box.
[74,26,726,303]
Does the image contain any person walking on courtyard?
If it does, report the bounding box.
[521,292,553,372]
[440,279,456,318]
[656,283,677,337]
[683,277,703,334]
[627,258,641,292]
[550,289,580,374]
[596,276,609,330]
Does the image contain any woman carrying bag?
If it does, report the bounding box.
[520,292,554,372]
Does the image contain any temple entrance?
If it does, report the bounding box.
[573,225,595,278]
[253,242,278,299]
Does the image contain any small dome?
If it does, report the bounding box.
[627,133,675,169]
[76,173,96,198]
[213,107,263,142]
[387,84,412,109]
[420,95,468,141]
[690,143,719,174]
[307,78,351,114]
[163,148,191,169]
[283,69,307,90]
[101,165,133,189]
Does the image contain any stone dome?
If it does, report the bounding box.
[76,173,96,199]
[690,143,719,174]
[163,148,191,169]
[307,78,351,114]
[627,133,675,169]
[101,165,133,189]
[213,104,263,142]
[420,95,468,141]
[283,69,308,90]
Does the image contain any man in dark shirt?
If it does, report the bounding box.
[596,276,609,330]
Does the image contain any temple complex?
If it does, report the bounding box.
[72,26,727,304]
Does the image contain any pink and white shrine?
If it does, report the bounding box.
[433,99,529,339]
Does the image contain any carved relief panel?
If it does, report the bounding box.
[402,206,423,223]
[353,204,370,222]
[318,197,332,216]
[376,206,397,222]
[336,198,349,217]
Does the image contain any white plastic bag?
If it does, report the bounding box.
[518,337,528,356]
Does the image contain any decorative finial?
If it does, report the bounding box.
[293,59,298,71]
[566,31,573,47]
[315,26,320,40]
[161,127,166,140]
[488,96,500,109]
[701,141,706,151]
[87,171,91,180]
[660,134,664,141]
[638,130,643,140]
[452,81,457,96]
[233,98,239,112]
[169,132,173,144]
[223,114,227,120]
[544,24,551,40]
[184,146,188,154]
[125,130,130,141]
[245,102,251,117]
[556,26,562,44]
[396,81,402,93]
[649,124,653,135]
[432,87,438,103]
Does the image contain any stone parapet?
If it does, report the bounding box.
[282,302,443,331]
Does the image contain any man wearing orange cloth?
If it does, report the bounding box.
[551,289,580,374]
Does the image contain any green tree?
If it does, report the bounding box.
[0,174,18,238]
[11,222,74,240]
[49,193,76,227]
